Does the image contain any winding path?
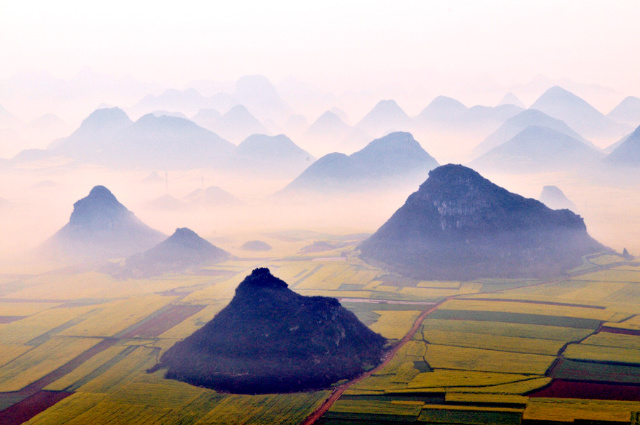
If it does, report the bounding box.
[300,299,449,425]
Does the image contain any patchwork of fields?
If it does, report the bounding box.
[1,241,639,424]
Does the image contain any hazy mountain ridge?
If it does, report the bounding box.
[230,134,315,179]
[530,86,630,143]
[474,109,594,157]
[471,126,604,173]
[44,108,235,169]
[280,132,438,195]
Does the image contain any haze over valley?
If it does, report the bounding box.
[2,2,640,424]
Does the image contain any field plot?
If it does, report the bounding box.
[419,318,593,341]
[530,380,640,402]
[523,398,640,422]
[0,304,97,345]
[118,304,206,338]
[0,345,32,368]
[406,370,535,390]
[59,295,176,338]
[580,331,640,349]
[420,329,565,355]
[44,344,133,392]
[0,302,61,317]
[418,405,523,425]
[429,309,602,329]
[369,310,423,339]
[0,336,102,392]
[423,345,554,375]
[0,391,73,425]
[603,314,640,332]
[321,399,424,423]
[552,359,640,384]
[1,251,639,425]
[439,299,614,321]
[158,302,228,339]
[563,343,640,364]
[0,272,213,300]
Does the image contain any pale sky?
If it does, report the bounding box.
[1,0,640,96]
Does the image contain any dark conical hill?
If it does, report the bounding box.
[41,186,165,262]
[116,228,230,277]
[157,268,387,393]
[359,164,607,280]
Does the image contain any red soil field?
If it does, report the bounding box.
[0,391,72,425]
[529,379,640,401]
[119,304,206,338]
[601,326,640,336]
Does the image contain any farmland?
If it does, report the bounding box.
[0,244,639,424]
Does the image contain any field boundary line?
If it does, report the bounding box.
[299,297,451,425]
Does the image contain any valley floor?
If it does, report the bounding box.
[0,234,639,424]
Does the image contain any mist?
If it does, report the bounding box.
[2,2,640,424]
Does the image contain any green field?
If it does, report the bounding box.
[0,251,638,424]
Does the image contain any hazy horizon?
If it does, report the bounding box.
[2,1,640,124]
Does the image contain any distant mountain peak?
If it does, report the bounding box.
[539,185,578,212]
[356,100,412,135]
[225,104,252,116]
[69,185,130,228]
[498,92,525,108]
[429,95,467,109]
[605,124,640,166]
[608,96,640,126]
[366,99,409,117]
[88,184,117,200]
[543,85,573,97]
[80,107,131,128]
[41,186,165,262]
[168,227,202,242]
